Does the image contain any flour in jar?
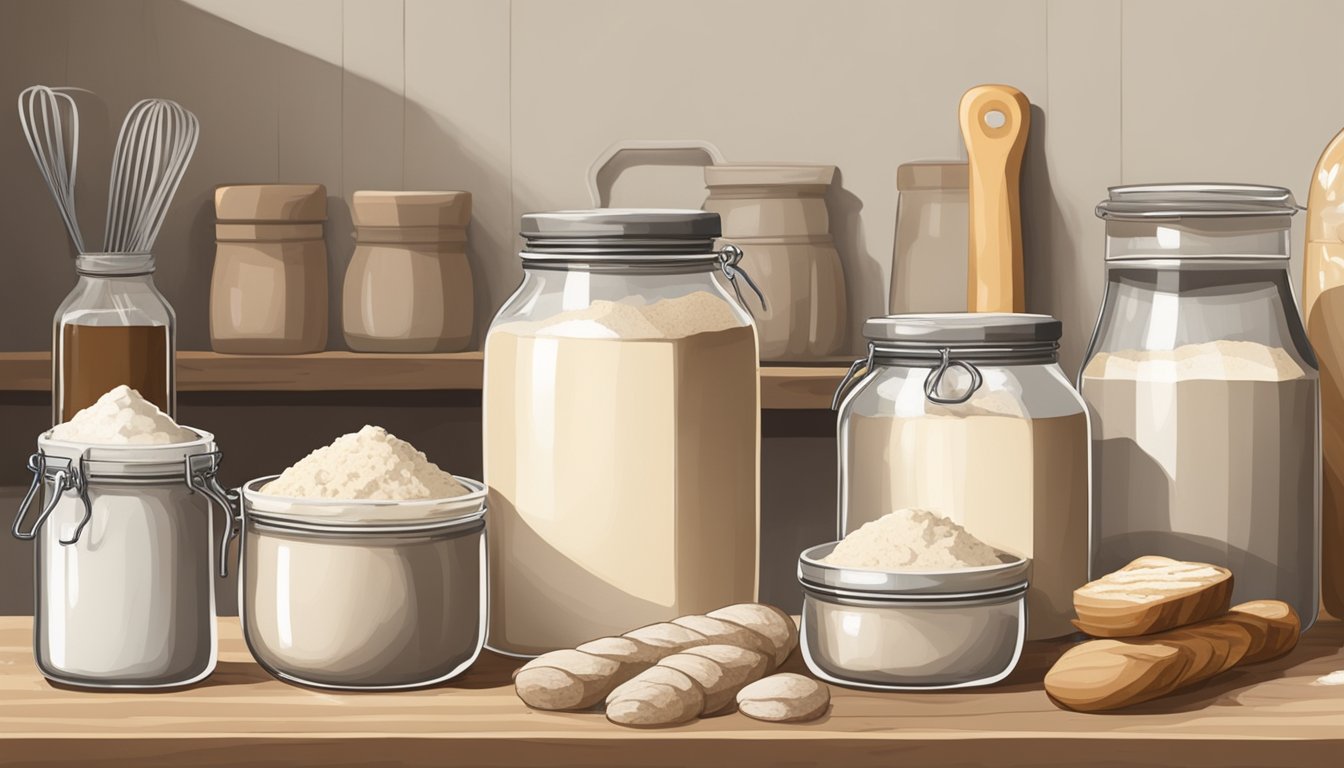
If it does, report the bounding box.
[49,384,196,444]
[485,291,758,655]
[824,509,1003,570]
[262,425,468,500]
[1083,339,1317,621]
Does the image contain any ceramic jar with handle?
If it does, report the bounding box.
[588,140,848,361]
[343,191,474,352]
[210,184,328,354]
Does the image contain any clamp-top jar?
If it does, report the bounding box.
[12,430,233,688]
[833,314,1089,640]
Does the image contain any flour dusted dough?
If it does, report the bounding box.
[261,425,467,500]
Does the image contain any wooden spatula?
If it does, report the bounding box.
[959,84,1030,313]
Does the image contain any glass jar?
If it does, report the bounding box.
[484,209,761,656]
[833,313,1089,640]
[889,162,969,313]
[12,429,228,688]
[53,252,175,424]
[1081,183,1319,628]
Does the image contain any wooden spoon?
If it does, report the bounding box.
[959,84,1030,313]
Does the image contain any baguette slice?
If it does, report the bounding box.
[1225,600,1300,664]
[1073,556,1232,638]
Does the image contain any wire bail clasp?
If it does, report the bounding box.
[924,347,984,405]
[13,451,93,545]
[185,451,241,579]
[717,244,768,315]
[832,342,877,411]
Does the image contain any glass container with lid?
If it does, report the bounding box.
[483,209,762,656]
[832,313,1089,640]
[1081,183,1319,628]
[54,252,175,424]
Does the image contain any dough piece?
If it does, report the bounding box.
[705,603,799,666]
[622,622,710,653]
[514,650,635,710]
[736,673,830,723]
[605,665,705,722]
[1073,556,1232,638]
[671,615,775,663]
[577,635,666,667]
[662,645,769,715]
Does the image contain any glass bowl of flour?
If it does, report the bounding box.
[235,426,486,690]
[797,509,1028,690]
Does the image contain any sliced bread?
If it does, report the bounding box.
[1073,556,1233,638]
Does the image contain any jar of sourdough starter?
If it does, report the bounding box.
[833,314,1089,640]
[1082,184,1320,627]
[484,209,762,656]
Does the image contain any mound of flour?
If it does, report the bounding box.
[49,385,195,445]
[824,508,1003,571]
[262,425,467,500]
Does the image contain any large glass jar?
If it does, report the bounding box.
[483,209,761,656]
[833,314,1089,640]
[1081,184,1319,628]
[53,252,175,424]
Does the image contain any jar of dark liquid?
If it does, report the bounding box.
[53,253,175,423]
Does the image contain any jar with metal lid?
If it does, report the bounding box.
[343,190,474,352]
[889,161,969,313]
[232,476,487,690]
[484,209,763,656]
[1081,183,1319,628]
[833,313,1088,640]
[11,430,231,689]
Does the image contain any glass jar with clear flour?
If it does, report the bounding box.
[833,313,1090,640]
[484,209,762,656]
[12,430,230,688]
[1082,183,1320,628]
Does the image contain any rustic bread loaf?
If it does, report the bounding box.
[1072,556,1233,637]
[1046,600,1299,712]
[736,673,831,723]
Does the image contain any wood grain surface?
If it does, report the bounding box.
[0,352,848,409]
[3,618,1344,767]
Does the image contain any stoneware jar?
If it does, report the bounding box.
[211,184,328,354]
[343,191,474,352]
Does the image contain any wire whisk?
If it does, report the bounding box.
[104,98,200,254]
[17,86,86,253]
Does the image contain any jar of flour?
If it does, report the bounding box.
[833,313,1089,640]
[484,209,762,656]
[1083,184,1320,629]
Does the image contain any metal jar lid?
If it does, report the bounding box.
[519,208,721,258]
[1096,183,1299,220]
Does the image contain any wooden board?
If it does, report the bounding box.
[2,617,1344,767]
[0,352,848,409]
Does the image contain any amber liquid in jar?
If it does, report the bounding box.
[59,324,171,421]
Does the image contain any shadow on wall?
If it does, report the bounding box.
[0,0,513,353]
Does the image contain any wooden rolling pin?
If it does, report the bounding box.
[1304,126,1344,620]
[959,84,1030,313]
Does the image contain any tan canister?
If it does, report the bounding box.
[343,191,474,353]
[702,164,847,360]
[210,184,328,354]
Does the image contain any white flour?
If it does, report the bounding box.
[824,508,1003,571]
[501,292,743,340]
[262,425,467,500]
[49,385,195,445]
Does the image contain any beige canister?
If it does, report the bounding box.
[702,165,846,360]
[343,191,474,352]
[210,184,328,354]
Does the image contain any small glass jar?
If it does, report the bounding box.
[833,313,1089,640]
[53,252,175,424]
[235,477,487,690]
[12,430,228,689]
[1081,183,1319,628]
[484,209,762,656]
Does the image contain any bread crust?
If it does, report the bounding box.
[1073,556,1233,638]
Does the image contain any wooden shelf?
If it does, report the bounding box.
[2,617,1342,767]
[0,352,848,410]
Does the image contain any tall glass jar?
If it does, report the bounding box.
[1081,184,1319,628]
[53,252,175,424]
[484,209,761,656]
[833,314,1089,640]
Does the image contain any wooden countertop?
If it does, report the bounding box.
[3,617,1344,767]
[0,352,848,410]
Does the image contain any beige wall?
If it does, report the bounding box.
[2,0,1343,613]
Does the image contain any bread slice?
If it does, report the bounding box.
[1044,639,1195,712]
[1073,556,1232,637]
[1225,600,1300,664]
